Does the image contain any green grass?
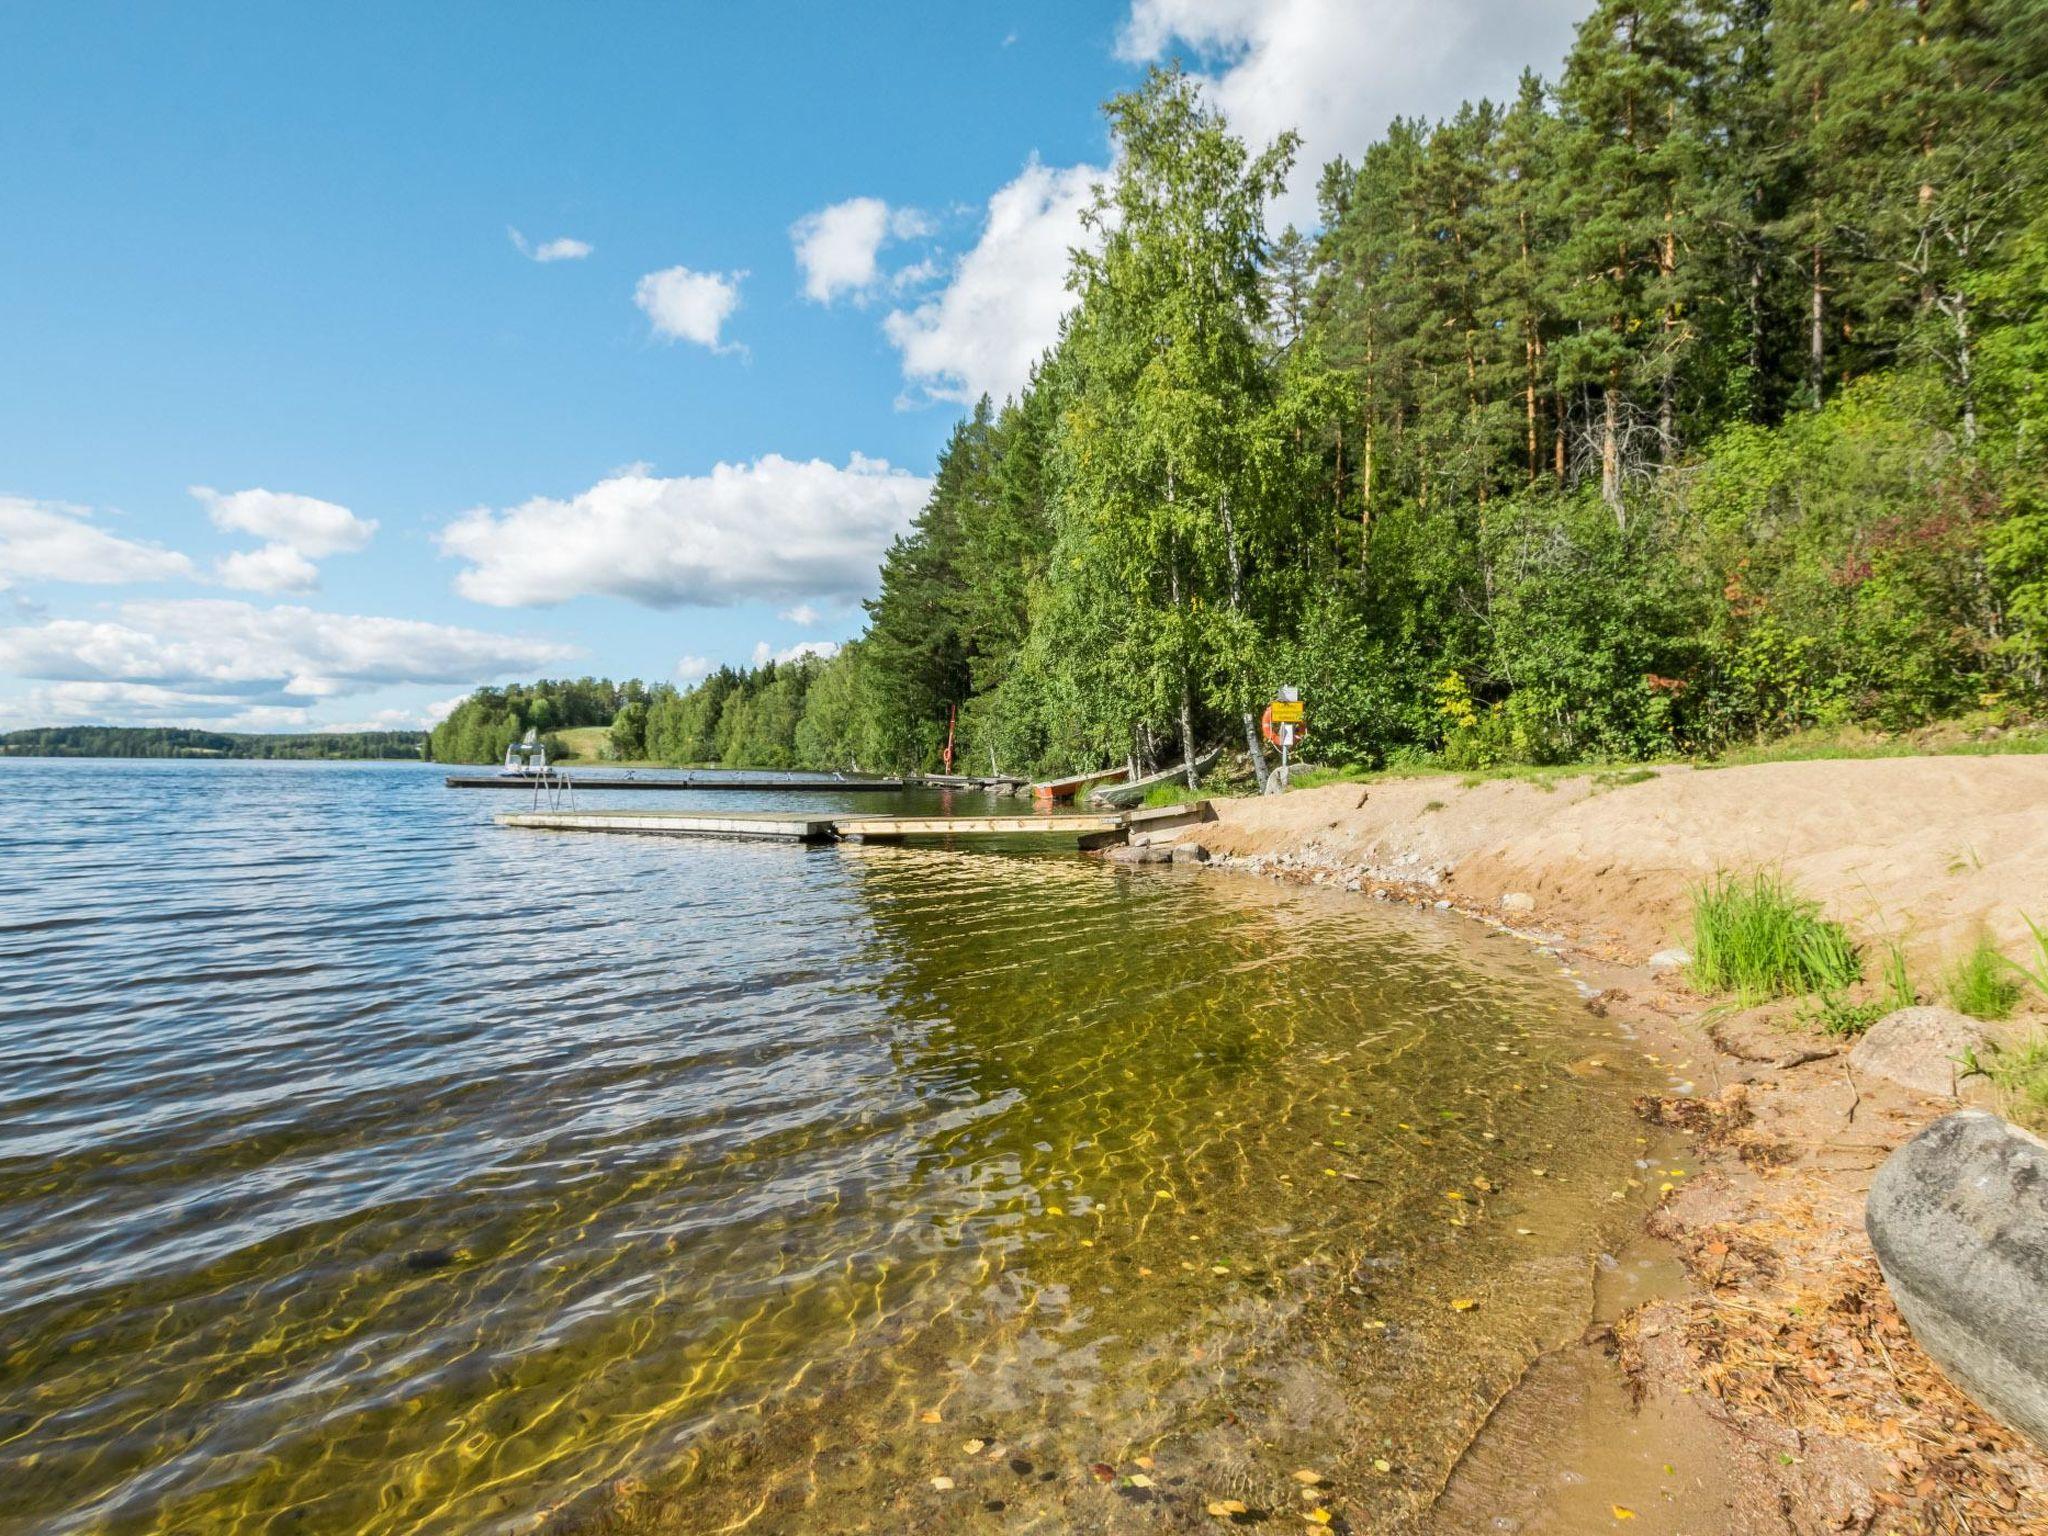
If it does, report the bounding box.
[1141,782,1210,808]
[1944,932,2025,1021]
[1689,871,1862,1003]
[1976,1033,2048,1132]
[1879,939,1917,1011]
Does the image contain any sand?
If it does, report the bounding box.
[1200,756,2048,968]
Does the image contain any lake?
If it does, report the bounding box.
[0,759,1669,1533]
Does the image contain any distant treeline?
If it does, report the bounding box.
[425,678,641,764]
[425,667,852,769]
[1,727,427,760]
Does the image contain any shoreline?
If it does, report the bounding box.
[1156,756,2048,1532]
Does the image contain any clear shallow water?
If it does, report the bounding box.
[0,759,1666,1534]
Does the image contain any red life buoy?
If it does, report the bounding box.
[1259,704,1306,747]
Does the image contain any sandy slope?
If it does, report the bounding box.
[1202,756,2048,967]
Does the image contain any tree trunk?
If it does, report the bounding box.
[1179,680,1198,790]
[1600,375,1622,523]
[1361,411,1375,568]
[1242,710,1270,789]
[1810,239,1825,410]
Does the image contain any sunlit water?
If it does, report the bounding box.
[0,760,1669,1534]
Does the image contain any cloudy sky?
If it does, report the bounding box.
[0,0,1582,732]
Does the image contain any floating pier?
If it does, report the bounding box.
[496,801,1211,847]
[444,771,910,792]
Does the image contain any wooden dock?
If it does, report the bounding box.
[496,801,1211,847]
[444,771,909,792]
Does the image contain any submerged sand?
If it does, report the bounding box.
[1172,754,2048,1533]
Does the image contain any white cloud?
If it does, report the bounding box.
[634,265,746,351]
[794,197,897,304]
[0,599,574,725]
[439,453,931,610]
[509,227,594,263]
[0,496,194,589]
[751,639,840,668]
[1117,0,1583,225]
[215,543,320,594]
[675,654,713,683]
[778,603,822,626]
[191,485,376,592]
[883,157,1100,406]
[192,486,376,557]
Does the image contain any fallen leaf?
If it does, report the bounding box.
[1443,1190,1466,1201]
[920,1411,942,1424]
[1046,1206,1064,1217]
[1133,1455,1156,1470]
[1128,1473,1156,1488]
[1450,1297,1479,1311]
[1373,1458,1392,1473]
[1207,1498,1250,1517]
[1305,1509,1333,1525]
[1472,1176,1494,1192]
[1612,1505,1636,1520]
[1090,1462,1117,1483]
[930,1475,955,1491]
[962,1438,985,1454]
[1292,1469,1324,1485]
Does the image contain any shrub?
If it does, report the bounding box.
[1690,871,1861,1002]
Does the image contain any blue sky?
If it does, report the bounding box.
[0,1,1579,732]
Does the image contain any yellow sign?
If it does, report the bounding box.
[1269,700,1305,724]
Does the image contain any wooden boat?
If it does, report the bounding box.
[1030,766,1132,804]
[1089,747,1221,807]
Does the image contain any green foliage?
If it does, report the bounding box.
[1690,871,1861,1003]
[1944,932,2025,1021]
[433,4,2048,781]
[427,679,640,764]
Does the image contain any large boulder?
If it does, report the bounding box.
[1866,1111,2048,1447]
[1848,1007,1994,1099]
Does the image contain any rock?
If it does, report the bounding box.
[1499,892,1536,914]
[1646,947,1691,972]
[1866,1111,2048,1448]
[1849,1007,1995,1099]
[1105,842,1171,864]
[1170,843,1210,865]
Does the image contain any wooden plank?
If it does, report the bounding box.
[498,810,838,841]
[837,812,1126,840]
[496,800,1214,849]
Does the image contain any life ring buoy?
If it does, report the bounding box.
[1259,704,1306,748]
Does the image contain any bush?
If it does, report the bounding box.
[1690,871,1861,1002]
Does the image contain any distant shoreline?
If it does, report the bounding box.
[1,726,427,761]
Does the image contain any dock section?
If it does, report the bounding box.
[497,801,1212,848]
[445,772,908,792]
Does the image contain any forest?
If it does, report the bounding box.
[1,727,427,760]
[434,0,2048,778]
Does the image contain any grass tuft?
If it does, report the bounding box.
[1690,871,1861,1003]
[1944,931,2024,1021]
[1879,940,1916,1012]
